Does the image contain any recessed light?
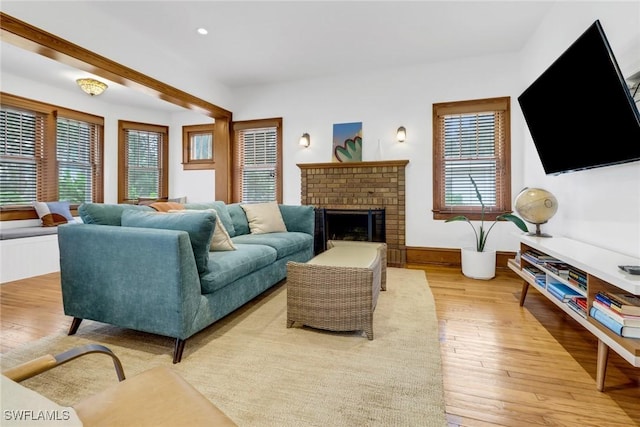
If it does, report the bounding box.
[197,28,208,35]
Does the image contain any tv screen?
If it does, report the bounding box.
[518,20,640,175]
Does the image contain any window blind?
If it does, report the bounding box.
[124,128,164,199]
[0,108,46,205]
[233,122,280,203]
[441,110,505,210]
[56,117,100,204]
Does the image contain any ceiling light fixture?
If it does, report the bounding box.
[197,28,208,35]
[76,78,108,96]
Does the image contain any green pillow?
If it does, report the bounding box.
[183,201,236,237]
[78,203,153,226]
[227,203,250,236]
[121,210,216,274]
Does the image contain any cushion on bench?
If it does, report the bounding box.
[0,227,58,240]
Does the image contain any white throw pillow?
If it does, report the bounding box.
[169,209,236,251]
[240,202,287,234]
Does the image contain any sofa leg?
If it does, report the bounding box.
[68,318,83,335]
[173,339,186,364]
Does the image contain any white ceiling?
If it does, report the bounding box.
[1,1,555,111]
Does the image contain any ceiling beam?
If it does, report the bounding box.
[0,12,232,120]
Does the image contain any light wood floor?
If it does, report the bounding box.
[1,266,639,426]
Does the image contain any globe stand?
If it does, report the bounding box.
[528,222,552,238]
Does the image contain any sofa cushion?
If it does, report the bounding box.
[169,209,236,252]
[150,201,185,212]
[79,203,153,226]
[121,210,215,274]
[231,232,313,259]
[227,203,250,236]
[33,200,75,227]
[241,202,287,234]
[199,244,277,294]
[183,201,236,237]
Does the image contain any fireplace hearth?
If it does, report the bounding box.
[298,160,408,267]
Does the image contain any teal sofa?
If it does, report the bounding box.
[58,201,315,363]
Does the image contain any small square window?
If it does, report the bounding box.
[182,124,215,170]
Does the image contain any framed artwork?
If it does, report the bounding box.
[332,122,362,162]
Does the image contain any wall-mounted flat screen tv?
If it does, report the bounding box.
[518,20,640,175]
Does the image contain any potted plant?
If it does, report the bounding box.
[446,176,529,279]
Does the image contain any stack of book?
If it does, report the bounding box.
[567,268,587,292]
[521,250,560,265]
[523,265,546,285]
[547,281,582,303]
[567,296,587,318]
[590,291,640,338]
[543,261,570,277]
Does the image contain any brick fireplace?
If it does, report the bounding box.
[298,160,408,267]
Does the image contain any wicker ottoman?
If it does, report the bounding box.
[286,244,383,339]
[326,240,387,290]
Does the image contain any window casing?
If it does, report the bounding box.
[432,96,512,221]
[182,123,215,170]
[0,93,104,218]
[232,118,282,203]
[118,120,168,204]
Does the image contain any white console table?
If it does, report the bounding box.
[508,235,640,391]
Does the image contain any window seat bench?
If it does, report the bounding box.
[0,224,61,283]
[0,226,58,240]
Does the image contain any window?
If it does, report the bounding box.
[432,96,512,221]
[0,93,104,217]
[118,120,168,203]
[56,113,103,204]
[182,123,215,170]
[232,118,282,203]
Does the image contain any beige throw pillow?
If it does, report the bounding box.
[240,201,287,234]
[169,209,236,251]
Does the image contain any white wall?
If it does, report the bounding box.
[231,52,528,253]
[230,2,640,257]
[518,2,640,258]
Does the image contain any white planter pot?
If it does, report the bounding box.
[461,247,496,280]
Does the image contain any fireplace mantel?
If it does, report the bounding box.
[298,159,408,267]
[297,160,409,170]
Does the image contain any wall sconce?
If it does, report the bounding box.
[396,126,406,143]
[76,78,108,96]
[299,133,310,147]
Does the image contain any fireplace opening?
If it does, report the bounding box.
[314,208,385,254]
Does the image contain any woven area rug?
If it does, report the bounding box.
[1,267,446,426]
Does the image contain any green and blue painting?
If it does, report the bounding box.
[332,122,362,162]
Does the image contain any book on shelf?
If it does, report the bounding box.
[567,297,587,318]
[568,269,587,283]
[521,250,561,265]
[547,281,582,302]
[571,296,587,310]
[543,262,571,276]
[567,278,587,292]
[523,265,545,282]
[595,291,640,316]
[590,306,640,338]
[592,299,640,327]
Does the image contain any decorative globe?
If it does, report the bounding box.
[515,188,558,237]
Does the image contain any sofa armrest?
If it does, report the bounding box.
[279,204,315,236]
[57,224,203,339]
